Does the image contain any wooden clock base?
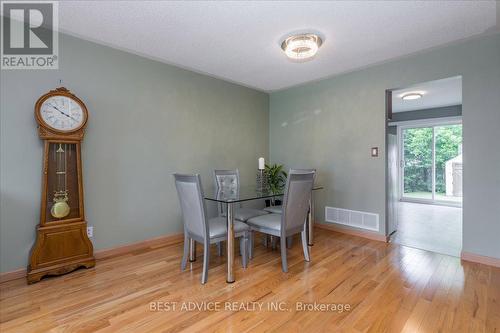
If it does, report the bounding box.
[27,221,95,284]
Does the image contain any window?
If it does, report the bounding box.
[400,121,462,205]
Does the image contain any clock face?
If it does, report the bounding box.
[39,95,85,131]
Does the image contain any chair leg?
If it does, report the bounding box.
[287,236,293,249]
[201,241,210,284]
[216,241,223,256]
[181,233,189,271]
[189,238,196,262]
[280,236,288,272]
[271,236,277,250]
[249,231,254,259]
[301,229,310,262]
[241,234,248,268]
[263,234,268,247]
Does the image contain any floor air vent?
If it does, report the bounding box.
[325,207,379,232]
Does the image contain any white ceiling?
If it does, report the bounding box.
[392,76,462,113]
[58,1,497,92]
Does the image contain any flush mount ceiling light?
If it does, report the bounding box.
[281,33,323,62]
[401,92,423,101]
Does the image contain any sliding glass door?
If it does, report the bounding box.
[402,127,433,200]
[435,124,463,203]
[400,122,462,205]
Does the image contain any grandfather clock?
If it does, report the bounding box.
[27,87,95,284]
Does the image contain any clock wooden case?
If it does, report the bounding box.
[27,87,95,284]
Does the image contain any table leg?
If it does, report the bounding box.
[189,239,196,262]
[308,196,314,246]
[226,202,235,283]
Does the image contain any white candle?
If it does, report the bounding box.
[258,157,265,170]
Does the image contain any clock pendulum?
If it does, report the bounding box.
[51,143,70,219]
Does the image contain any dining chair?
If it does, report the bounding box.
[214,169,270,222]
[214,169,269,222]
[263,169,316,249]
[213,169,270,258]
[264,168,316,214]
[174,173,250,284]
[246,171,314,272]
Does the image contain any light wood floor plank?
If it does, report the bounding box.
[1,229,499,332]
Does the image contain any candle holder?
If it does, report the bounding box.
[256,169,269,192]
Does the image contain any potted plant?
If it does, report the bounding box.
[265,164,287,206]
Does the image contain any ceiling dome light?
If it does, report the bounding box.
[401,93,423,101]
[281,33,323,62]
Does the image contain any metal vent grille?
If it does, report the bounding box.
[325,206,379,232]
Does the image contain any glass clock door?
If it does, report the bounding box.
[45,142,80,222]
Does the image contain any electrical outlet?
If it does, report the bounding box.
[87,226,93,238]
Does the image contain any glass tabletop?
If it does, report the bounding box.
[204,185,323,203]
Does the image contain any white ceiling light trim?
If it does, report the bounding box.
[401,92,424,100]
[281,33,323,62]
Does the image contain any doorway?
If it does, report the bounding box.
[386,76,463,257]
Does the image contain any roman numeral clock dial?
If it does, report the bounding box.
[40,96,85,132]
[28,87,94,284]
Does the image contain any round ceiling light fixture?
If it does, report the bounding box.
[401,92,423,101]
[281,33,323,62]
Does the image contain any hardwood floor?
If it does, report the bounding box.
[1,228,499,332]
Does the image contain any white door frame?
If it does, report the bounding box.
[395,117,462,207]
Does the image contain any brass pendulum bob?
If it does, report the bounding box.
[51,191,70,218]
[50,144,70,218]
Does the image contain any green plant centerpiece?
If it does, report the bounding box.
[265,163,288,194]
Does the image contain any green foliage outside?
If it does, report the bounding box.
[403,125,462,194]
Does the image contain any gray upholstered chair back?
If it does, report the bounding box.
[281,172,314,233]
[214,169,240,193]
[173,174,208,239]
[290,168,316,180]
[214,169,240,213]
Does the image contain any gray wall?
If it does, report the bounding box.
[270,33,500,259]
[0,34,269,273]
[2,31,499,273]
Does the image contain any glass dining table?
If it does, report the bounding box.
[195,185,323,283]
